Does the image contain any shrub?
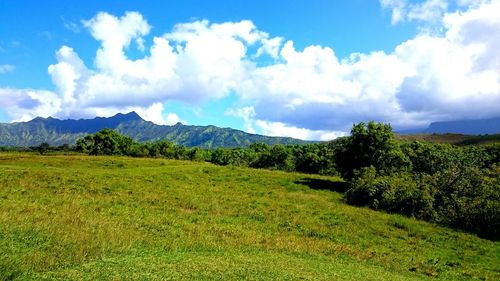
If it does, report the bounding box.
[347,165,500,240]
[347,167,434,218]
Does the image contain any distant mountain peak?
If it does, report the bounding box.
[31,116,46,121]
[110,111,143,122]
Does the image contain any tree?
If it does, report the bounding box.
[75,128,136,155]
[336,122,410,179]
[210,148,230,165]
[36,142,50,155]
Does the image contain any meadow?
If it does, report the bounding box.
[0,153,499,280]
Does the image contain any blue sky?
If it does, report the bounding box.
[1,0,499,139]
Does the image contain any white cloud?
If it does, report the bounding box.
[381,0,449,24]
[408,0,448,23]
[37,13,281,125]
[256,120,346,141]
[165,113,185,125]
[0,88,61,122]
[0,64,15,74]
[1,2,499,140]
[83,12,151,72]
[380,0,407,24]
[227,106,346,140]
[240,0,500,133]
[134,103,185,125]
[225,106,257,134]
[46,12,181,122]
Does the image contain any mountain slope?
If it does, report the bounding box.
[423,117,500,135]
[0,112,311,148]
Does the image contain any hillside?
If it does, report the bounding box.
[424,117,500,135]
[0,154,498,280]
[0,112,310,148]
[398,117,500,135]
[395,133,500,146]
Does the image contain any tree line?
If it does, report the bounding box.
[19,124,500,239]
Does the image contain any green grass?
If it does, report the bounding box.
[0,153,498,280]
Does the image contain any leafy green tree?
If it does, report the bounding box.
[188,147,205,161]
[76,128,136,155]
[270,144,295,171]
[249,142,270,153]
[337,122,410,179]
[75,135,94,153]
[211,148,230,165]
[157,140,176,158]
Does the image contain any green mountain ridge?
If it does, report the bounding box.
[0,112,312,148]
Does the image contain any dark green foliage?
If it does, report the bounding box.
[347,167,435,219]
[344,123,500,240]
[336,122,411,179]
[210,148,231,166]
[293,144,338,175]
[27,142,72,154]
[75,128,134,156]
[348,164,499,239]
[35,142,50,155]
[430,165,500,239]
[251,144,294,171]
[484,143,500,166]
[76,129,197,159]
[187,147,206,162]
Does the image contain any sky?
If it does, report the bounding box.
[0,0,499,140]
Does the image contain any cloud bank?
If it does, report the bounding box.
[1,1,499,140]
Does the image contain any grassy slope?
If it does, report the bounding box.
[0,154,498,280]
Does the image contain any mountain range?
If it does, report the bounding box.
[0,112,311,148]
[396,117,500,135]
[1,112,498,148]
[422,117,500,135]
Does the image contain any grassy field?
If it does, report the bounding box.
[0,153,498,280]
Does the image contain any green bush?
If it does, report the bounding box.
[347,165,500,240]
[347,167,434,219]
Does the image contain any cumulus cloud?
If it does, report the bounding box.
[0,64,15,74]
[37,13,281,125]
[256,120,346,141]
[0,1,499,140]
[226,106,353,140]
[0,88,61,122]
[238,0,500,133]
[133,103,185,125]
